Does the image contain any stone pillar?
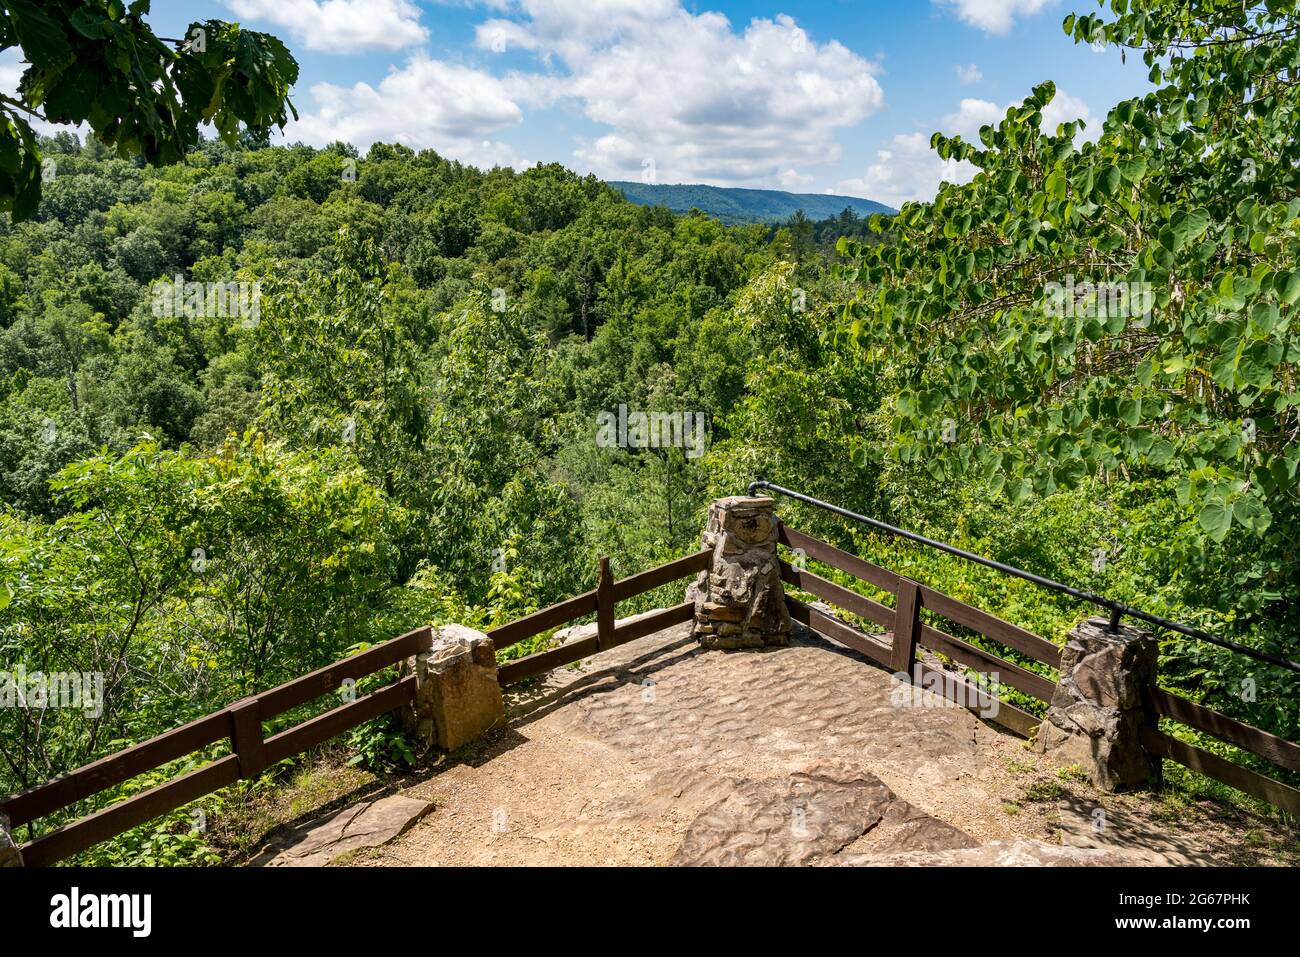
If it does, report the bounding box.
[689,496,790,650]
[0,812,21,867]
[402,624,505,751]
[1035,616,1160,791]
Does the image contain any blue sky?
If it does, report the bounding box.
[140,2,1151,204]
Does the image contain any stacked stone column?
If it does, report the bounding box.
[689,496,790,650]
[402,624,505,751]
[1035,616,1160,791]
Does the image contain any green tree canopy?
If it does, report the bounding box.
[840,1,1300,549]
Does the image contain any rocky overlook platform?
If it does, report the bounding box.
[250,620,1292,867]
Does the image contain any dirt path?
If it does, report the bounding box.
[338,623,1296,867]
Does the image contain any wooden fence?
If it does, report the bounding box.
[4,625,433,866]
[489,550,710,685]
[2,547,712,866]
[778,524,1055,738]
[776,521,1300,816]
[1140,694,1300,814]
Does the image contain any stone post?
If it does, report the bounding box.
[402,624,505,751]
[688,496,790,650]
[1035,616,1160,791]
[0,812,21,867]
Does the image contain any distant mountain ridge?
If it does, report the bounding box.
[608,181,895,224]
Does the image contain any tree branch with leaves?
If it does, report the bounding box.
[0,0,297,218]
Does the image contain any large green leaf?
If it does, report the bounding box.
[1197,500,1232,542]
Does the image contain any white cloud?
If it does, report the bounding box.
[943,90,1093,139]
[955,63,983,85]
[778,168,815,190]
[476,0,682,61]
[1041,89,1094,134]
[943,97,1005,137]
[478,4,884,187]
[936,0,1053,36]
[839,132,977,209]
[284,53,526,168]
[225,0,428,53]
[839,87,1091,206]
[0,48,23,93]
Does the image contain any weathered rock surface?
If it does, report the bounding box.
[1036,617,1159,790]
[402,623,504,751]
[672,761,976,866]
[689,496,790,649]
[254,794,435,867]
[368,621,1278,867]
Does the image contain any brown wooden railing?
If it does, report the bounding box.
[2,548,712,866]
[1140,696,1300,814]
[775,520,1300,816]
[4,625,433,866]
[490,549,711,686]
[777,523,1055,738]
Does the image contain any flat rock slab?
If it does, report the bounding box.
[673,761,976,866]
[255,794,434,867]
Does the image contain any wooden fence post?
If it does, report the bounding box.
[596,556,615,652]
[229,698,269,779]
[890,579,922,676]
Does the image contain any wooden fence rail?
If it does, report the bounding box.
[1139,727,1300,815]
[4,625,433,834]
[777,520,1300,815]
[1145,687,1300,775]
[495,549,710,687]
[8,625,434,866]
[11,523,1296,865]
[778,523,1057,738]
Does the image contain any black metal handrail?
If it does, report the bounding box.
[749,480,1300,675]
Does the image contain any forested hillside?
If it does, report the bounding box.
[608,181,894,223]
[2,0,1298,865]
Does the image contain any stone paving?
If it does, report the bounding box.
[357,621,1156,865]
